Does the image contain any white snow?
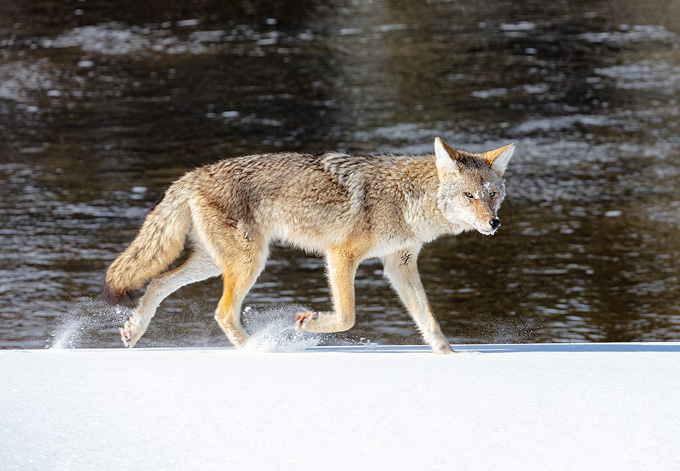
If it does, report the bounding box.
[1,344,679,470]
[176,19,201,27]
[42,21,291,58]
[220,110,240,118]
[595,60,680,93]
[500,22,537,32]
[579,25,677,44]
[46,22,211,56]
[0,59,54,103]
[472,88,508,99]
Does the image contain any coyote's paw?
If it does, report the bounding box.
[433,341,455,354]
[428,338,458,355]
[294,311,318,332]
[224,327,248,349]
[119,318,143,348]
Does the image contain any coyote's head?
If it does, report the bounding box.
[434,137,514,236]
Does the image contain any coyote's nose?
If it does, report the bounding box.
[489,218,501,230]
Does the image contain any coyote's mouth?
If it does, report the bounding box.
[473,218,500,236]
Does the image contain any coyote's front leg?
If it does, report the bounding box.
[383,248,453,354]
[295,248,359,333]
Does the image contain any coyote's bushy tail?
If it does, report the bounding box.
[105,182,192,305]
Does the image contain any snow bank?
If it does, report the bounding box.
[1,344,679,470]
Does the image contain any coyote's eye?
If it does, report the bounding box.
[464,192,474,199]
[489,191,497,198]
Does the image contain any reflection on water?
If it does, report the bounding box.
[1,0,678,348]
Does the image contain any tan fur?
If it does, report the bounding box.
[106,137,514,353]
[105,180,192,304]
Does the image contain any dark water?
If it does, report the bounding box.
[1,0,679,349]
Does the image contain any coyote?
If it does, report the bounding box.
[105,137,514,353]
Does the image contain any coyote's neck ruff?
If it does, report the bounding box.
[106,137,514,353]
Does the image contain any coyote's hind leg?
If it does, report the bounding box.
[120,249,220,347]
[213,236,269,348]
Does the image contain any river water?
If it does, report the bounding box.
[1,0,679,348]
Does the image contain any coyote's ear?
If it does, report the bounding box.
[484,143,515,177]
[434,137,462,179]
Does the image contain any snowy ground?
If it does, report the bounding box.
[1,343,679,470]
